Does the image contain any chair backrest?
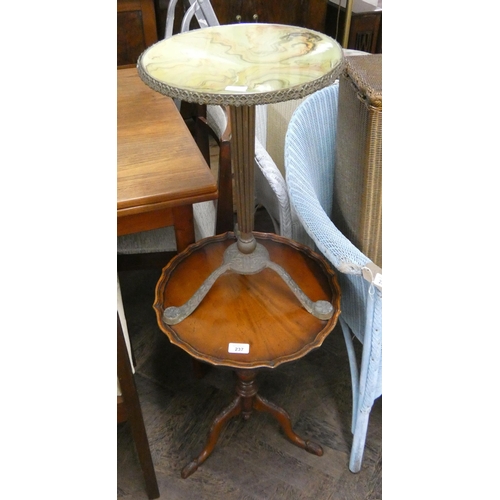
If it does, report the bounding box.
[334,54,382,267]
[165,0,219,39]
[255,99,306,178]
[285,83,340,226]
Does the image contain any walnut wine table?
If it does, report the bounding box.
[139,23,344,477]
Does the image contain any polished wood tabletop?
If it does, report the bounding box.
[154,232,341,369]
[117,68,218,240]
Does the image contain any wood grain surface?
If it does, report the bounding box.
[154,232,341,368]
[117,68,218,217]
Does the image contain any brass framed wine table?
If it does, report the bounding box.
[139,22,344,477]
[154,232,341,477]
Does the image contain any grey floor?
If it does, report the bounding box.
[117,210,382,499]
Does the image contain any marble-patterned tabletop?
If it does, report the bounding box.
[137,23,344,106]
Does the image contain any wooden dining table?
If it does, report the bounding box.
[117,67,218,256]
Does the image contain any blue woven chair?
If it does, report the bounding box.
[285,83,382,473]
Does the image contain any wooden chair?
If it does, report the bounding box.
[117,311,160,499]
[192,103,234,235]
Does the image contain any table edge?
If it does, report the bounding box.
[153,231,342,369]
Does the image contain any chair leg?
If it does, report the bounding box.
[215,140,234,234]
[194,104,211,165]
[348,292,380,472]
[117,313,160,499]
[339,317,360,433]
[349,409,372,473]
[340,317,373,474]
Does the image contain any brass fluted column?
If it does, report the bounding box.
[229,105,256,254]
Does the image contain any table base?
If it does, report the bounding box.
[163,242,334,325]
[181,369,323,479]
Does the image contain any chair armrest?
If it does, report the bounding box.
[287,172,372,276]
[206,105,230,143]
[254,138,292,238]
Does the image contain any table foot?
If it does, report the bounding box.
[163,242,334,325]
[253,394,323,456]
[181,394,243,478]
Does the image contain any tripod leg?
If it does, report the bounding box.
[181,395,242,478]
[253,394,323,456]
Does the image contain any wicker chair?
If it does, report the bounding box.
[285,83,382,473]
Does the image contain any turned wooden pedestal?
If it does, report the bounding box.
[180,368,324,478]
[154,232,341,477]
